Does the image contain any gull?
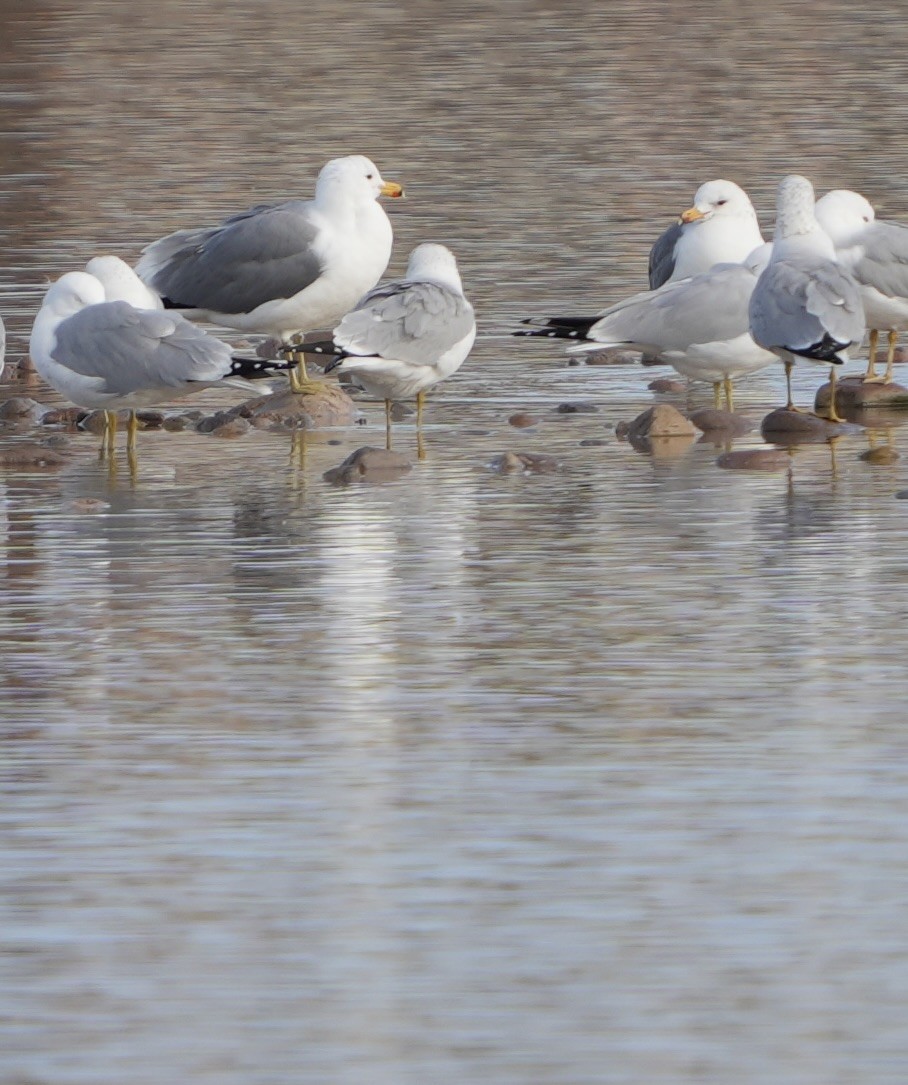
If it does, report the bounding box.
[29,271,279,454]
[315,244,475,448]
[86,255,163,309]
[135,155,404,393]
[815,188,908,385]
[517,246,775,411]
[648,179,765,288]
[749,175,865,421]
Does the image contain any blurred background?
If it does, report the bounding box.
[3,2,908,1083]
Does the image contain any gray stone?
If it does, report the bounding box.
[716,448,792,471]
[323,446,412,485]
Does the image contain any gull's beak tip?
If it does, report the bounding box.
[381,180,405,199]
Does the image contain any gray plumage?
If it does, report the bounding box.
[336,278,475,363]
[52,301,232,396]
[139,201,323,315]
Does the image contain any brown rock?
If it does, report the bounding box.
[135,410,165,429]
[760,408,858,442]
[323,446,412,484]
[0,441,70,468]
[80,409,129,435]
[390,402,414,421]
[627,404,697,439]
[163,414,195,431]
[860,446,900,464]
[716,448,792,471]
[207,416,251,439]
[583,349,639,366]
[815,376,908,411]
[689,408,752,435]
[648,378,686,394]
[0,396,43,421]
[41,407,88,427]
[556,401,599,414]
[508,411,538,428]
[489,451,559,473]
[239,385,359,430]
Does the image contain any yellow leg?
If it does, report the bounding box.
[723,376,734,413]
[883,329,898,385]
[416,390,426,429]
[105,410,117,455]
[823,366,845,423]
[385,399,392,450]
[126,410,139,453]
[288,348,328,396]
[712,382,721,410]
[863,328,880,382]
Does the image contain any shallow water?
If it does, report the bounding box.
[3,2,908,1082]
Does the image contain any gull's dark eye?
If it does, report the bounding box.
[717,199,728,206]
[366,173,374,180]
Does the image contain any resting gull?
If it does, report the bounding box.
[315,244,475,447]
[815,188,908,385]
[86,255,163,309]
[136,155,404,393]
[648,179,764,289]
[748,175,865,421]
[30,271,279,453]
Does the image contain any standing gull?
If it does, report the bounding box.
[317,244,475,448]
[29,271,277,454]
[749,175,865,421]
[648,179,764,289]
[815,188,908,384]
[136,155,404,392]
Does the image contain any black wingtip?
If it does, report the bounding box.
[228,355,294,379]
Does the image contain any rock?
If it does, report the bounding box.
[716,448,792,471]
[206,416,251,439]
[815,375,908,411]
[0,396,43,421]
[760,408,857,442]
[582,349,639,367]
[579,438,607,447]
[640,352,670,367]
[626,404,697,439]
[195,411,236,434]
[489,451,559,473]
[163,414,195,432]
[238,385,359,430]
[390,402,414,421]
[689,408,752,435]
[134,410,165,429]
[895,490,908,499]
[508,411,538,428]
[79,409,129,435]
[323,446,412,485]
[860,446,900,464]
[68,497,110,512]
[41,407,88,427]
[647,378,686,394]
[0,441,70,468]
[556,401,599,414]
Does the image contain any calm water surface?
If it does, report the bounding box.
[3,2,908,1082]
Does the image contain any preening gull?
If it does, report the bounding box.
[317,244,475,447]
[29,271,278,452]
[749,175,865,421]
[135,155,404,392]
[815,188,908,384]
[648,179,764,289]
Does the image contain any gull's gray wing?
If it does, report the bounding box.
[853,220,908,300]
[750,257,864,354]
[648,222,683,289]
[590,263,756,351]
[335,280,475,364]
[52,301,232,396]
[137,200,324,315]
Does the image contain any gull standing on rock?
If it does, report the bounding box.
[648,179,765,288]
[317,243,475,449]
[815,188,908,385]
[135,155,404,393]
[29,271,278,455]
[748,175,865,422]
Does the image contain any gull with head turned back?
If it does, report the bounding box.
[135,155,404,394]
[748,174,865,422]
[815,188,908,385]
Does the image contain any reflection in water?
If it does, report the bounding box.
[4,2,908,1083]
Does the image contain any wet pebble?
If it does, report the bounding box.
[816,376,908,410]
[41,407,88,427]
[716,448,792,471]
[583,349,639,367]
[489,451,559,473]
[163,414,195,432]
[508,411,538,428]
[240,386,359,430]
[761,408,858,441]
[199,414,251,438]
[579,438,608,447]
[556,402,599,414]
[860,446,900,465]
[647,378,686,394]
[135,410,165,429]
[0,441,70,468]
[689,408,752,435]
[68,497,110,513]
[0,396,43,422]
[625,404,697,439]
[323,446,412,485]
[80,409,127,434]
[390,402,414,421]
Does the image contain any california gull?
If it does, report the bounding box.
[815,188,908,384]
[30,271,277,453]
[749,175,865,421]
[318,243,475,447]
[136,155,404,392]
[648,179,764,288]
